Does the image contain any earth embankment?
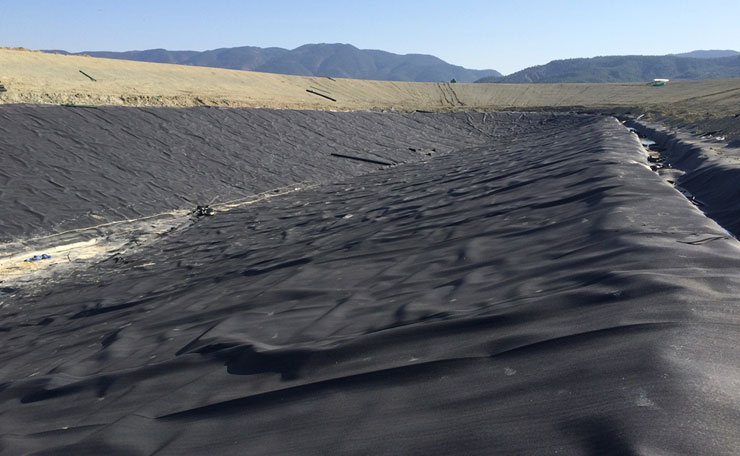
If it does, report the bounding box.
[2,48,740,140]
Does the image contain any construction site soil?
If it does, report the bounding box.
[2,48,740,140]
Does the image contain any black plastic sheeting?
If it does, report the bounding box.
[0,106,548,242]
[1,110,740,455]
[624,119,740,237]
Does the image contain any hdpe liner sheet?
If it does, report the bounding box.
[1,108,739,455]
[0,106,544,242]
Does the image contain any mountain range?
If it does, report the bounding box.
[45,45,740,85]
[45,43,501,83]
[476,51,740,83]
[671,50,739,59]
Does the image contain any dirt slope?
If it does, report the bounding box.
[1,48,739,138]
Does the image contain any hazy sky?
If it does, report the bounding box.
[1,0,739,75]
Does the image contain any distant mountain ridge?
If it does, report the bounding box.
[476,50,740,84]
[46,43,501,83]
[672,50,739,59]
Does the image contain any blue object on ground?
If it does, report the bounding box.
[27,254,52,262]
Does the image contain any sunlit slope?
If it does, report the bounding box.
[2,48,740,139]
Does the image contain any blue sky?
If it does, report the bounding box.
[1,0,738,75]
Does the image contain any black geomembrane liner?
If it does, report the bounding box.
[1,108,739,455]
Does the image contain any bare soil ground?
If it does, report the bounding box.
[2,48,739,140]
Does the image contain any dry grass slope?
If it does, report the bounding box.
[1,47,740,139]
